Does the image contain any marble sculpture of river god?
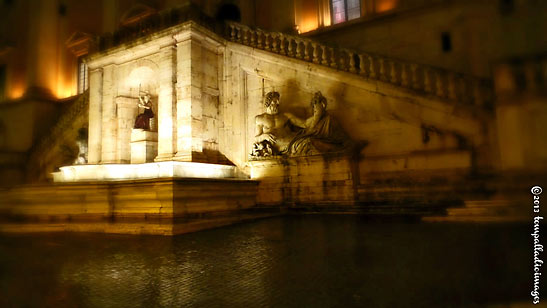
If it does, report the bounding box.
[251,91,352,158]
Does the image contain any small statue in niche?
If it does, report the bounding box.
[251,91,299,158]
[74,127,88,165]
[285,91,352,156]
[134,92,155,130]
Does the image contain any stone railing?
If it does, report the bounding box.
[494,54,547,96]
[226,21,493,108]
[27,91,89,171]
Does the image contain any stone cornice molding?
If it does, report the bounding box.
[87,21,225,70]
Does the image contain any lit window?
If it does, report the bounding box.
[78,59,88,94]
[331,0,361,24]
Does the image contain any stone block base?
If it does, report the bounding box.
[131,129,158,164]
[0,178,263,235]
[249,155,358,206]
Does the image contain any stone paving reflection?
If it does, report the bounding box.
[0,216,532,307]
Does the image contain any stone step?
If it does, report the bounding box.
[423,197,529,223]
[285,205,445,217]
[464,200,515,208]
[422,215,529,223]
[447,206,524,216]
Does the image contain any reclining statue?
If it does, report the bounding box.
[251,91,298,157]
[285,91,352,156]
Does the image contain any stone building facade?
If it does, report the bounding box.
[0,1,545,226]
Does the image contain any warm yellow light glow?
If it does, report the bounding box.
[298,0,320,33]
[53,162,239,182]
[322,15,331,27]
[56,84,76,99]
[376,0,398,13]
[126,66,156,89]
[300,17,319,33]
[10,85,25,99]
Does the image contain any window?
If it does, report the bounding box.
[441,32,452,52]
[331,0,361,25]
[77,59,88,94]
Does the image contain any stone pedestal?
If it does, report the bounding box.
[249,155,358,206]
[0,178,263,235]
[131,129,158,164]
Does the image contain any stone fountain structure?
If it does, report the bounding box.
[2,5,543,234]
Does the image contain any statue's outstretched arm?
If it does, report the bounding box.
[285,112,306,128]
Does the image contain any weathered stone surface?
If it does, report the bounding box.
[0,178,261,235]
[250,155,357,206]
[130,129,158,164]
[52,161,239,182]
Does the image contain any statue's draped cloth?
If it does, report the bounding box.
[288,113,351,156]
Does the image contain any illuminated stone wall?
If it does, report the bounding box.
[87,23,223,165]
[86,20,489,177]
[221,40,487,174]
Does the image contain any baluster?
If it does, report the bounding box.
[424,68,432,93]
[378,58,387,81]
[472,80,483,107]
[368,55,376,79]
[236,27,242,43]
[358,54,366,76]
[339,51,347,71]
[389,60,398,84]
[279,34,286,55]
[304,41,311,61]
[401,63,409,87]
[287,37,293,57]
[264,33,271,51]
[435,70,444,97]
[347,51,356,73]
[250,30,256,47]
[322,46,329,66]
[256,30,263,49]
[243,28,249,44]
[330,48,337,68]
[312,43,320,64]
[295,40,303,59]
[447,73,457,100]
[410,64,419,90]
[524,62,538,92]
[229,24,236,41]
[272,34,278,53]
[458,77,468,103]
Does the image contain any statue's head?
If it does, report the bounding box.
[310,91,327,113]
[264,91,280,114]
[142,91,151,102]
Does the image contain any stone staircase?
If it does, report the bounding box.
[25,91,89,182]
[94,5,494,111]
[423,200,528,222]
[226,21,493,109]
[422,172,545,223]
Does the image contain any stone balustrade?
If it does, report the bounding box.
[226,22,492,108]
[27,91,90,178]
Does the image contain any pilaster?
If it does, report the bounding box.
[88,68,103,164]
[154,44,178,161]
[100,64,117,163]
[174,31,203,161]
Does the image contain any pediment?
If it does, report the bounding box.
[65,31,93,57]
[120,4,157,27]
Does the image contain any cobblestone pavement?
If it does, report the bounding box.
[0,216,532,307]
